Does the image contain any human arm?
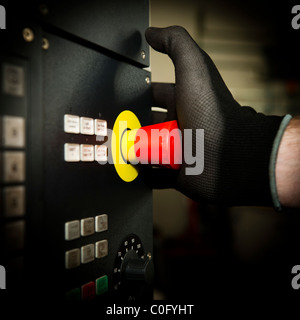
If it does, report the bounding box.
[276,116,300,208]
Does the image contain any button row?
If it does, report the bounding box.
[66,275,108,300]
[1,116,26,257]
[64,143,107,162]
[64,114,107,136]
[65,239,108,269]
[65,214,108,240]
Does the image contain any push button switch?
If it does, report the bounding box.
[64,114,80,134]
[96,275,108,295]
[4,220,25,251]
[80,117,94,135]
[81,281,95,300]
[65,248,80,269]
[3,186,25,217]
[94,119,107,136]
[95,214,108,232]
[66,288,81,300]
[65,220,80,240]
[1,116,25,148]
[81,217,94,236]
[64,143,80,162]
[94,145,107,162]
[2,151,25,182]
[81,243,95,264]
[80,144,94,162]
[95,239,108,258]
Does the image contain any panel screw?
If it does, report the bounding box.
[141,50,146,60]
[145,76,150,85]
[42,37,49,50]
[23,28,34,42]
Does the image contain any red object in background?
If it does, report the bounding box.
[134,120,182,170]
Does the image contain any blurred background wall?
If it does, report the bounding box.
[149,0,300,300]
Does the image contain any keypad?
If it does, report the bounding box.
[66,275,108,300]
[64,217,108,265]
[64,213,109,297]
[63,114,107,162]
[64,114,107,137]
[63,114,109,299]
[1,113,26,274]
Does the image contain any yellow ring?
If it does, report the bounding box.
[111,110,141,182]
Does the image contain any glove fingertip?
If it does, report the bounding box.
[145,27,163,50]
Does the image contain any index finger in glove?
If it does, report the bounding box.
[145,26,208,85]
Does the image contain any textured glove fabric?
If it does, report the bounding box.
[145,26,284,206]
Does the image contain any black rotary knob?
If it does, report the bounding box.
[122,251,154,293]
[113,235,154,300]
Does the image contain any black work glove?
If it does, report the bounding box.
[145,26,289,207]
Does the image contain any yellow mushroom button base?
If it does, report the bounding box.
[111,110,141,182]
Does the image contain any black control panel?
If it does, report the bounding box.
[0,0,153,301]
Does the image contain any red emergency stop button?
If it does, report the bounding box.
[121,120,182,170]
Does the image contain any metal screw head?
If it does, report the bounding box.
[23,28,34,42]
[141,50,146,60]
[42,37,49,50]
[145,76,150,85]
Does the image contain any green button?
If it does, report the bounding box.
[66,287,81,300]
[96,275,108,295]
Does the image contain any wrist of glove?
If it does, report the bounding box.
[145,25,291,208]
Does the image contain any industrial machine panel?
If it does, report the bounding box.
[0,1,153,301]
[23,0,149,67]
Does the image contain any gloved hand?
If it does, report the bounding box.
[145,26,291,207]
